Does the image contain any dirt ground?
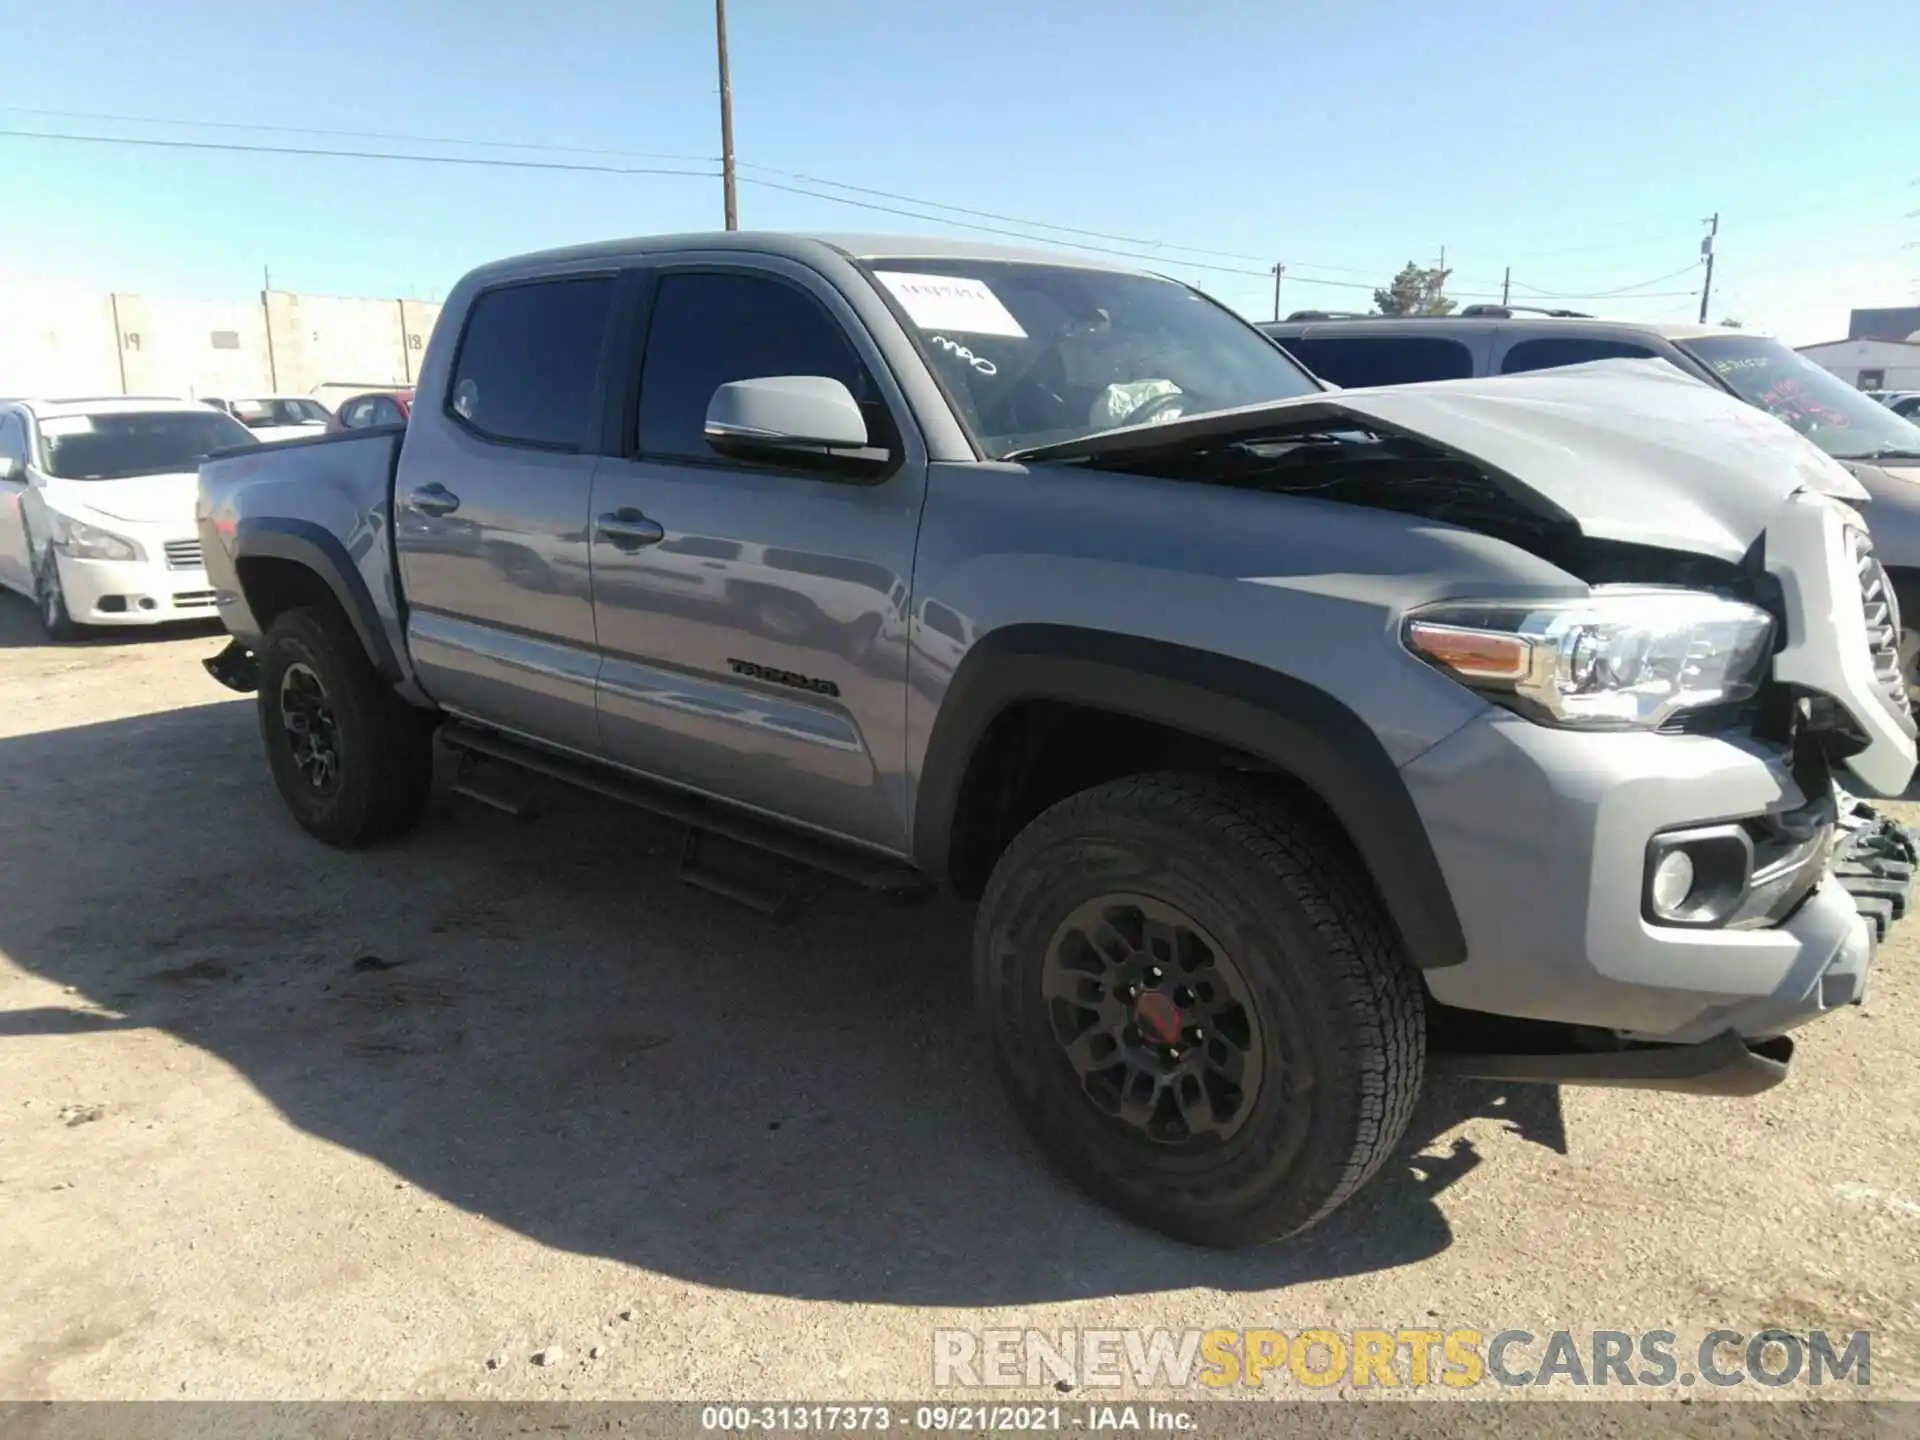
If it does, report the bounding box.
[2,592,1918,1404]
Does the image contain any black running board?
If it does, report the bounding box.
[1430,1030,1793,1097]
[438,720,931,899]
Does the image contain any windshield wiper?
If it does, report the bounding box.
[1838,448,1920,463]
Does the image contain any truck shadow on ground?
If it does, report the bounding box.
[0,698,1569,1304]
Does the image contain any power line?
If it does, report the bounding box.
[743,175,1708,303]
[0,103,716,165]
[0,120,1358,284]
[0,120,1382,283]
[741,175,1463,290]
[737,174,1289,279]
[1509,261,1702,300]
[737,164,1279,266]
[0,126,718,179]
[5,100,1908,292]
[0,120,1705,306]
[0,100,1669,290]
[0,100,1387,275]
[736,163,1394,274]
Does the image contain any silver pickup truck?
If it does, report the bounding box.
[197,232,1917,1248]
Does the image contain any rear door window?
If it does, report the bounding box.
[1499,336,1659,374]
[1275,335,1475,388]
[449,275,617,450]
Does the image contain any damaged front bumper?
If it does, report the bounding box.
[1832,789,1919,942]
[1407,715,1901,1043]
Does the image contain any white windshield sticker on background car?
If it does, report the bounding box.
[874,272,1028,338]
[39,417,94,437]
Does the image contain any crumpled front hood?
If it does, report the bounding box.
[45,471,201,528]
[1024,359,1869,563]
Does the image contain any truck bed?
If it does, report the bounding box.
[196,426,409,669]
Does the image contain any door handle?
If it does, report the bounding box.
[408,483,461,517]
[596,507,665,551]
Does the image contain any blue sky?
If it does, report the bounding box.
[0,0,1912,342]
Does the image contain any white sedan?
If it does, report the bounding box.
[0,397,258,639]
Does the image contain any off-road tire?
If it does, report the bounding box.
[973,771,1425,1248]
[256,605,438,847]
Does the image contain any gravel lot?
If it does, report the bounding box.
[2,592,1918,1403]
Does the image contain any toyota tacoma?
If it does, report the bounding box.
[196,233,1917,1248]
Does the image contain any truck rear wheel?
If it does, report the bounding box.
[256,606,437,847]
[973,771,1425,1248]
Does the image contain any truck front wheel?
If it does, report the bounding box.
[973,771,1425,1248]
[256,606,437,847]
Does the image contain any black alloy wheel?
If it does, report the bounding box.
[278,660,343,796]
[1041,894,1265,1146]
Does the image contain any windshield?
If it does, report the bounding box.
[867,260,1319,458]
[231,397,330,428]
[1680,335,1920,462]
[38,410,259,480]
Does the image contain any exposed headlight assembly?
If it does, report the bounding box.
[49,513,141,562]
[1405,586,1775,730]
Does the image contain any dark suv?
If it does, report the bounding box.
[1263,308,1920,699]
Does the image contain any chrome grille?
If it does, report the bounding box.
[1851,527,1906,709]
[164,539,202,571]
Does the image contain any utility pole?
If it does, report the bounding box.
[1698,213,1719,323]
[1501,266,1511,306]
[262,266,279,391]
[1271,262,1286,322]
[715,0,738,230]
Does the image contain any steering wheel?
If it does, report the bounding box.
[1124,392,1188,427]
[971,335,1071,437]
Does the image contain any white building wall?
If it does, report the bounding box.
[398,299,444,384]
[265,292,414,396]
[1798,339,1920,391]
[0,285,440,403]
[0,283,121,397]
[112,295,273,399]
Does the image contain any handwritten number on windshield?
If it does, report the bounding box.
[930,334,997,376]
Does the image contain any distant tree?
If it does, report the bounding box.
[1717,316,1745,328]
[1374,262,1457,316]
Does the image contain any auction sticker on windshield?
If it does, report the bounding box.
[39,416,94,436]
[875,272,1027,338]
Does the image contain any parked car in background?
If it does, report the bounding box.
[0,396,256,638]
[310,381,410,411]
[207,394,334,442]
[1867,390,1920,420]
[327,389,413,431]
[1262,309,1920,699]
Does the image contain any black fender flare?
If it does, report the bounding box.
[233,518,401,681]
[913,624,1467,970]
